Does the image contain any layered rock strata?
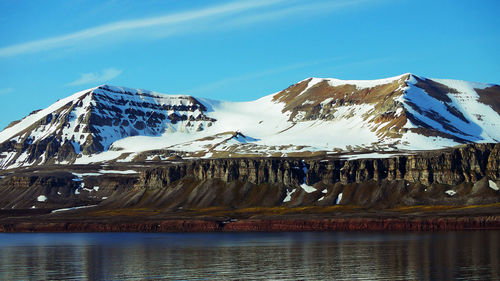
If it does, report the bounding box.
[0,143,498,210]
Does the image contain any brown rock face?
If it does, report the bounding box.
[139,158,305,187]
[136,144,498,190]
[131,143,500,208]
[0,170,138,210]
[0,143,499,210]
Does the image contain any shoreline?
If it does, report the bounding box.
[1,216,499,233]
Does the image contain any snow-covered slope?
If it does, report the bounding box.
[0,85,214,168]
[1,74,499,169]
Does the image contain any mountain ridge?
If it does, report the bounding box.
[1,73,499,170]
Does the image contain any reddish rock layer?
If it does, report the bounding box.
[0,219,221,233]
[222,216,500,232]
[0,216,498,232]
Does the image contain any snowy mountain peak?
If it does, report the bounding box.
[0,85,216,168]
[1,74,499,169]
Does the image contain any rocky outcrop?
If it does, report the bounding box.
[0,143,499,210]
[131,143,500,208]
[137,143,499,189]
[138,158,305,187]
[0,171,137,209]
[0,143,498,233]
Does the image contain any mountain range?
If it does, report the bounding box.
[0,73,499,231]
[1,73,499,170]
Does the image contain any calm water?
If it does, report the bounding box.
[0,231,498,280]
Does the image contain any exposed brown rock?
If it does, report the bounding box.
[476,85,500,116]
[0,143,499,211]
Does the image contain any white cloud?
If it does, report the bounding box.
[218,0,372,28]
[0,0,381,57]
[66,68,123,86]
[0,0,283,57]
[0,88,13,96]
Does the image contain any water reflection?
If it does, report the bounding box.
[0,231,498,280]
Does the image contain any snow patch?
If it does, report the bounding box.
[51,205,98,213]
[326,73,408,90]
[336,193,343,204]
[300,183,316,193]
[98,169,138,174]
[342,152,406,160]
[283,189,296,202]
[489,180,499,191]
[445,190,457,196]
[395,107,403,117]
[37,195,47,202]
[73,172,101,177]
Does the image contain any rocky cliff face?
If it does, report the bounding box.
[0,169,137,209]
[137,143,499,186]
[132,143,500,208]
[0,143,499,210]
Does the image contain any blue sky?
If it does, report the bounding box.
[1,0,499,129]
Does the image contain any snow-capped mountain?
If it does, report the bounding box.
[1,73,499,169]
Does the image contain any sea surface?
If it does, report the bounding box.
[0,231,498,280]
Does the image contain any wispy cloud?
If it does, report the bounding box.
[218,0,373,28]
[0,0,379,58]
[186,57,345,95]
[0,88,13,96]
[0,0,283,57]
[66,68,123,86]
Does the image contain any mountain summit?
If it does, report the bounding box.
[1,74,499,169]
